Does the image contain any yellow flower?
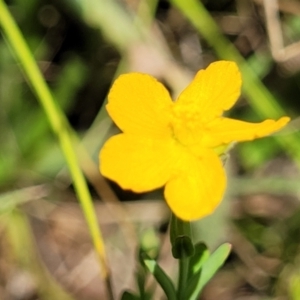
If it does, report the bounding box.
[99,61,290,221]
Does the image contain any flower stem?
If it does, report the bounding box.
[170,215,194,299]
[0,2,113,298]
[177,256,190,300]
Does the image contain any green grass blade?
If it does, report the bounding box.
[0,1,112,296]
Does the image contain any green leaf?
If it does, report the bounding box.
[121,291,140,300]
[184,243,231,300]
[187,242,210,279]
[141,253,177,300]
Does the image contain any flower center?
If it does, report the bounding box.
[170,104,206,156]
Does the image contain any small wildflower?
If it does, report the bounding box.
[99,61,290,221]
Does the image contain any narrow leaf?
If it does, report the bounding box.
[184,243,231,300]
[141,253,177,300]
[187,242,210,279]
[121,291,140,300]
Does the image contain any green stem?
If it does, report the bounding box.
[170,214,194,259]
[177,257,190,300]
[0,2,113,298]
[169,215,194,298]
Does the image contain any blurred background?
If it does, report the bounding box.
[1,0,300,299]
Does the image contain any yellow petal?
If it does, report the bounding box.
[164,149,226,221]
[174,61,241,123]
[203,116,290,147]
[99,134,176,192]
[107,73,173,138]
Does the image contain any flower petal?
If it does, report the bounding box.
[99,134,176,192]
[174,61,241,123]
[164,149,226,221]
[203,116,290,147]
[107,73,173,137]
